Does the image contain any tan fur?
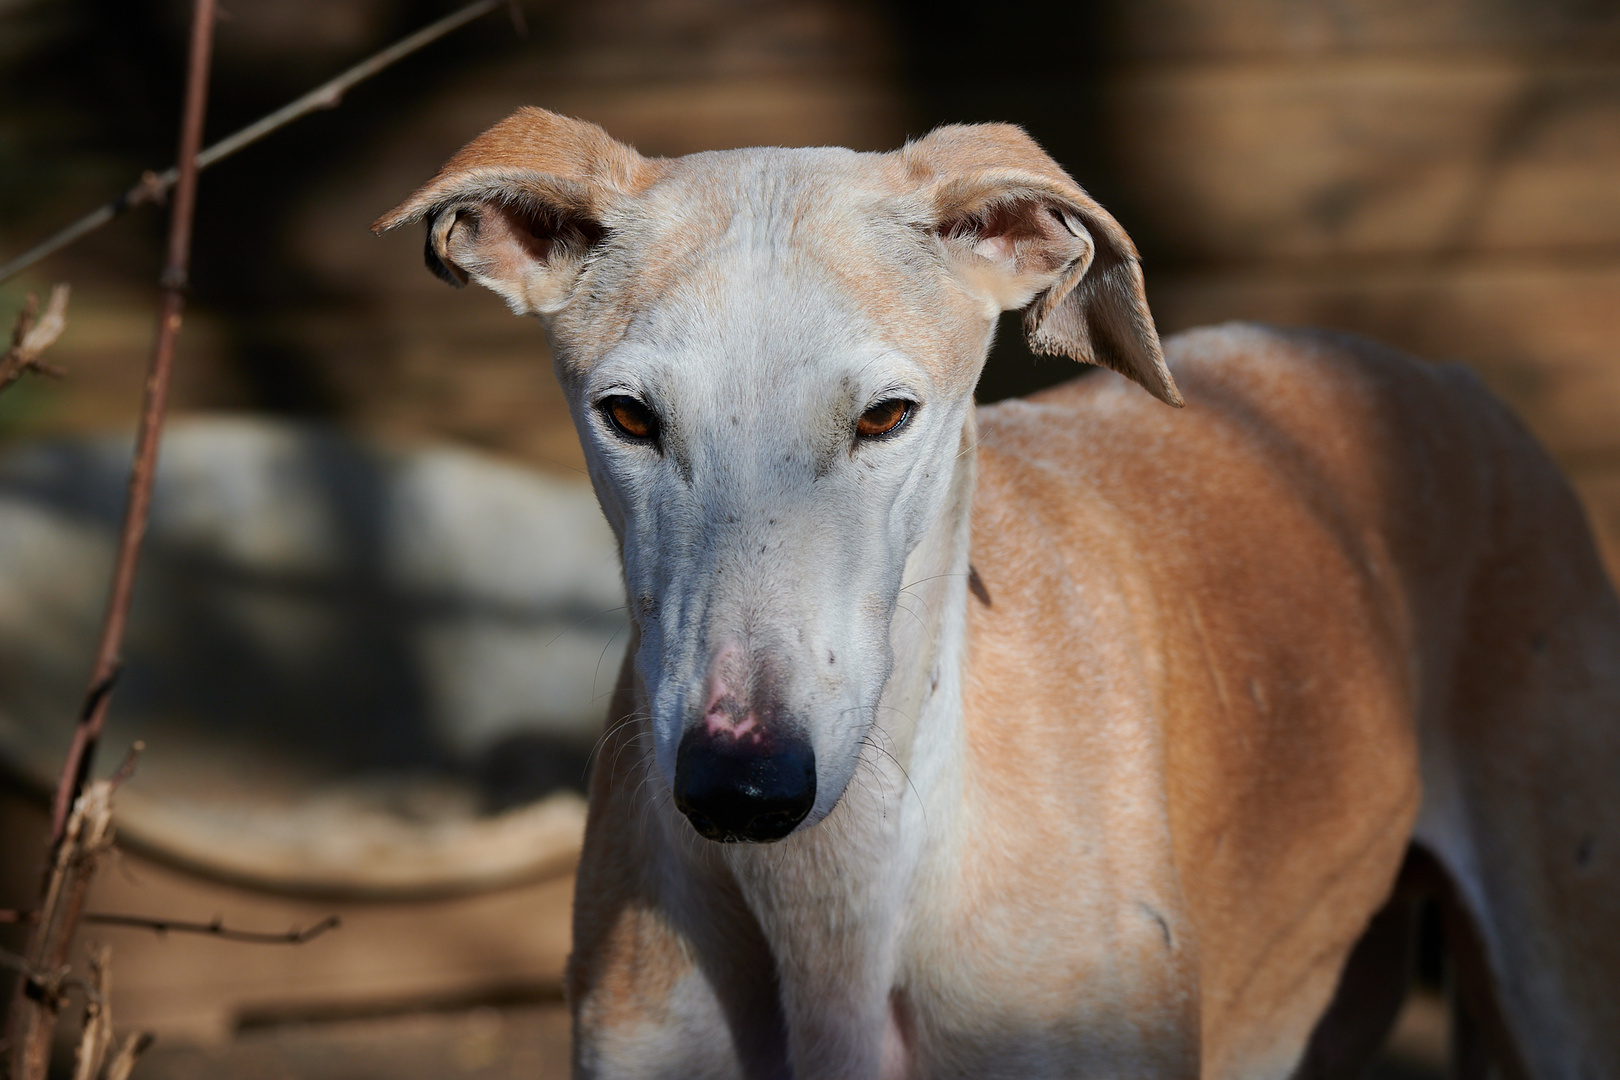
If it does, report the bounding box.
[372,107,665,232]
[568,650,693,1034]
[377,110,1620,1080]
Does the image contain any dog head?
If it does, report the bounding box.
[376,108,1176,843]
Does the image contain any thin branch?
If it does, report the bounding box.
[2,910,342,942]
[70,944,113,1080]
[103,1031,154,1080]
[81,913,341,945]
[47,0,218,851]
[0,947,45,978]
[5,1,216,1074]
[0,0,512,285]
[0,284,70,393]
[5,782,117,1080]
[107,740,145,790]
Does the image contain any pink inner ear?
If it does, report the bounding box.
[451,202,605,280]
[972,233,1017,266]
[946,198,1077,276]
[510,210,560,264]
[484,205,561,266]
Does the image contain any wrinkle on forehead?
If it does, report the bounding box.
[550,146,986,390]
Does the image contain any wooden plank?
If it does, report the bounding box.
[1146,259,1620,466]
[89,849,576,1042]
[0,789,574,1042]
[1107,0,1620,60]
[1099,58,1620,263]
[134,1003,573,1079]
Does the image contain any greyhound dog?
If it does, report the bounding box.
[376,109,1620,1080]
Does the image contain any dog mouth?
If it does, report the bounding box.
[673,724,817,843]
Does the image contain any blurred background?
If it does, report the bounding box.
[1,0,1618,1075]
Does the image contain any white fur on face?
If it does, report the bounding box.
[546,149,988,829]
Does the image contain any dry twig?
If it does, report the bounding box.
[0,0,515,285]
[102,1032,154,1080]
[47,0,218,854]
[0,284,70,394]
[6,782,118,1080]
[82,913,341,945]
[0,1,490,1071]
[70,944,114,1080]
[4,0,217,1073]
[1,907,341,947]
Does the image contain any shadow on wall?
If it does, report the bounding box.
[0,418,628,819]
[883,0,1120,404]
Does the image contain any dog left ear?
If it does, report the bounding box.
[904,124,1182,407]
[372,107,662,316]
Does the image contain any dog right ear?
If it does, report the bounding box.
[902,123,1182,407]
[371,108,661,316]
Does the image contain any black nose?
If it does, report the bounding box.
[674,728,816,843]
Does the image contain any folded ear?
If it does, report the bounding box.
[371,107,662,316]
[901,124,1181,407]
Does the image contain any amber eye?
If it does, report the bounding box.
[600,395,660,442]
[856,398,913,439]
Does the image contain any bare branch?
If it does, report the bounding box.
[107,741,145,790]
[103,1032,154,1080]
[5,909,341,943]
[0,0,510,285]
[5,3,217,1076]
[70,944,113,1080]
[504,0,529,37]
[0,284,70,394]
[47,0,217,851]
[5,782,117,1079]
[82,913,341,945]
[0,948,44,978]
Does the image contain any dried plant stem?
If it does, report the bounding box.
[48,0,218,852]
[102,1032,154,1080]
[0,0,511,286]
[69,944,113,1080]
[6,783,117,1080]
[0,911,341,947]
[82,914,341,945]
[4,3,216,1074]
[0,285,70,393]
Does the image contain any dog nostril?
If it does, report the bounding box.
[748,809,802,836]
[674,727,816,843]
[683,809,721,840]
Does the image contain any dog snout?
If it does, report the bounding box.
[674,723,816,843]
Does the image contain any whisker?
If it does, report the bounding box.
[900,571,968,592]
[587,707,653,773]
[855,736,896,813]
[601,715,657,779]
[593,623,628,699]
[544,604,630,648]
[893,597,930,637]
[854,703,929,828]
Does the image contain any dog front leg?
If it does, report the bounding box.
[767,968,894,1080]
[737,859,910,1080]
[570,897,791,1080]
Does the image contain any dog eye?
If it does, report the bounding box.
[856,399,913,440]
[600,395,660,443]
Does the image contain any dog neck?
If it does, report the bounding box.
[692,412,979,1079]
